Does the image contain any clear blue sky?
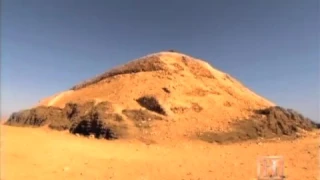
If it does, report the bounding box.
[1,0,319,121]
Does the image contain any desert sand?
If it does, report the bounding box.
[1,125,319,180]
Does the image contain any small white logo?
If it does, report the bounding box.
[257,156,285,180]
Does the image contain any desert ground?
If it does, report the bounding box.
[1,125,318,180]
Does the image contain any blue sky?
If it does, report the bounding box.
[1,0,319,121]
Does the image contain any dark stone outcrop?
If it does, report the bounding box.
[5,101,126,139]
[136,96,167,115]
[198,106,319,144]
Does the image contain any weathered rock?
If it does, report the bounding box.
[136,96,167,115]
[5,101,126,139]
[69,108,126,140]
[71,55,166,90]
[198,106,319,144]
[6,106,69,130]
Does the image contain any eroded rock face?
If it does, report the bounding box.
[71,55,166,90]
[68,101,126,139]
[198,106,319,144]
[69,113,125,140]
[5,100,166,140]
[253,106,317,135]
[136,96,167,115]
[5,101,126,139]
[6,106,68,130]
[6,100,319,143]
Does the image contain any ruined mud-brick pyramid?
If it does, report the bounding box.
[6,51,318,143]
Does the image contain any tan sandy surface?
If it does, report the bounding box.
[1,125,318,180]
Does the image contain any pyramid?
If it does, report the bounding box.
[6,51,318,143]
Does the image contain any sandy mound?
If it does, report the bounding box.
[5,51,318,142]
